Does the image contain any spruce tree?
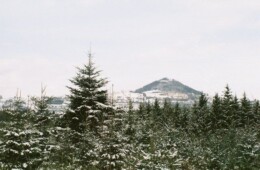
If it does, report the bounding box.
[145,101,152,123]
[0,103,46,169]
[152,98,161,123]
[137,102,145,120]
[252,100,260,124]
[98,108,129,169]
[173,102,181,128]
[240,93,252,126]
[191,93,209,134]
[211,93,222,129]
[125,99,136,143]
[65,52,108,133]
[221,85,233,128]
[63,52,131,168]
[162,99,172,125]
[232,96,240,127]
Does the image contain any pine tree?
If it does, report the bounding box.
[173,102,181,128]
[240,93,252,127]
[221,85,233,128]
[0,107,46,169]
[232,96,240,127]
[152,98,161,123]
[162,99,172,125]
[98,108,129,169]
[145,101,152,116]
[125,99,136,143]
[137,102,145,120]
[31,86,53,131]
[191,93,209,134]
[65,52,108,133]
[211,93,222,129]
[62,52,133,169]
[252,100,260,124]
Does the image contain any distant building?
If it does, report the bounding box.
[47,97,69,114]
[108,89,197,110]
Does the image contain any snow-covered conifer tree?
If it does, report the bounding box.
[65,52,108,133]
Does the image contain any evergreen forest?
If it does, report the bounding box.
[0,54,259,170]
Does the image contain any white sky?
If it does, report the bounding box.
[1,0,260,99]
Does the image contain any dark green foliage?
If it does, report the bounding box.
[137,102,145,119]
[1,58,259,169]
[152,98,161,124]
[31,86,51,115]
[173,102,181,127]
[232,95,240,126]
[125,100,136,143]
[240,93,253,126]
[0,101,50,169]
[252,100,260,124]
[143,101,152,122]
[191,93,210,134]
[211,93,222,130]
[175,127,260,170]
[98,108,129,169]
[65,53,108,133]
[162,99,173,125]
[221,85,234,127]
[59,55,131,169]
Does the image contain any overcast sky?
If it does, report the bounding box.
[1,0,260,99]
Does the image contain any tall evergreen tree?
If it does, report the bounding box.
[152,98,161,123]
[232,95,240,127]
[137,102,146,120]
[240,93,252,126]
[252,100,260,124]
[211,93,222,129]
[221,85,233,128]
[125,99,136,143]
[98,108,129,169]
[31,85,51,114]
[0,103,47,169]
[65,52,108,133]
[145,101,152,117]
[162,99,172,125]
[191,93,209,134]
[173,102,181,128]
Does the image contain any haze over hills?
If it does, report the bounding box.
[135,78,201,95]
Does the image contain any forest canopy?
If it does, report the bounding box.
[0,55,259,169]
